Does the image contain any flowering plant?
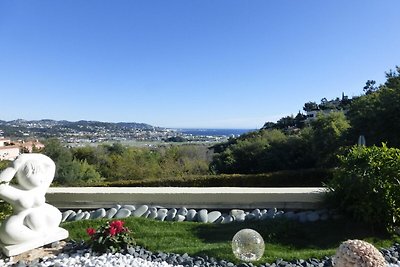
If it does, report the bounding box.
[86,220,136,253]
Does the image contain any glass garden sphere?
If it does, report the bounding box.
[232,228,265,262]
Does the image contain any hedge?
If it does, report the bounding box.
[85,168,332,187]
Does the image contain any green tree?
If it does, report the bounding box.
[385,65,400,90]
[43,139,102,185]
[347,79,400,147]
[258,127,317,172]
[303,101,319,112]
[72,146,99,165]
[109,148,161,181]
[72,144,123,180]
[262,121,276,130]
[275,115,296,130]
[294,112,307,128]
[43,138,75,184]
[310,111,350,166]
[73,159,103,184]
[231,138,270,173]
[210,129,287,174]
[106,143,125,155]
[158,145,210,177]
[363,80,378,95]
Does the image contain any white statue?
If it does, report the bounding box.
[0,153,68,256]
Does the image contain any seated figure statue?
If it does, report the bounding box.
[0,153,68,256]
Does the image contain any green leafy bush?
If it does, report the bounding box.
[325,144,400,231]
[86,220,136,253]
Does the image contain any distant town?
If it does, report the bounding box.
[0,119,241,160]
[0,93,355,161]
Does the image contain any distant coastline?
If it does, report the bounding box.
[0,119,257,144]
[175,128,255,137]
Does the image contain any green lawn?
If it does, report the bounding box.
[62,216,399,264]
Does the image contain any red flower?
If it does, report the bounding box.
[110,220,125,233]
[110,220,124,229]
[86,228,96,236]
[109,227,117,236]
[85,220,135,253]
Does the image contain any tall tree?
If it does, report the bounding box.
[303,101,319,112]
[385,66,400,90]
[363,80,378,95]
[311,111,350,166]
[347,67,400,147]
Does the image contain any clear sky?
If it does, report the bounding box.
[1,1,399,129]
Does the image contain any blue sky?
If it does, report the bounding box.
[1,1,399,129]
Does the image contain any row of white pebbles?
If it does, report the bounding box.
[61,205,335,224]
[3,242,400,267]
[1,252,184,267]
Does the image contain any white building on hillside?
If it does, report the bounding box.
[0,138,46,160]
[0,138,20,161]
[0,138,10,147]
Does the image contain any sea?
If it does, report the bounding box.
[176,128,256,137]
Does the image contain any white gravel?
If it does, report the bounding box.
[0,252,184,267]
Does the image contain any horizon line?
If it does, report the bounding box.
[1,118,260,130]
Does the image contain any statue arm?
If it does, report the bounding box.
[0,167,23,203]
[0,185,24,204]
[0,167,16,183]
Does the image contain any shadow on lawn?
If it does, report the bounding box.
[193,217,391,250]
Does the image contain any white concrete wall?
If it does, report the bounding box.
[46,187,327,210]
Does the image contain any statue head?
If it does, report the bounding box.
[14,154,56,190]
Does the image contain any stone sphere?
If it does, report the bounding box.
[333,239,386,267]
[232,228,265,262]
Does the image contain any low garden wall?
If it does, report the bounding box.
[46,187,326,210]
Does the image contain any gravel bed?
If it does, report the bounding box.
[2,241,400,267]
[1,206,398,266]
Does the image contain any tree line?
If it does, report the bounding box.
[211,66,400,174]
[41,141,212,185]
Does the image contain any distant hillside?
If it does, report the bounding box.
[0,119,157,138]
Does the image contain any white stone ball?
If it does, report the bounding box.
[333,239,386,267]
[232,228,265,262]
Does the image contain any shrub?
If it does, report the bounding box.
[325,144,400,231]
[89,169,332,187]
[86,220,136,253]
